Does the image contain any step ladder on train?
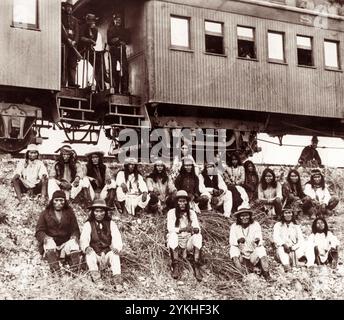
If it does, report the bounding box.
[56,88,101,144]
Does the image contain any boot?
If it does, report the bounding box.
[170,248,181,280]
[119,201,128,215]
[82,187,92,207]
[106,189,116,208]
[12,177,23,202]
[68,251,82,273]
[45,250,61,273]
[193,248,202,282]
[260,256,273,282]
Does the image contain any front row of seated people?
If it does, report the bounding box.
[12,144,340,282]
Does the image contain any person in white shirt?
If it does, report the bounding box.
[115,157,149,216]
[167,190,202,281]
[273,208,306,272]
[305,217,339,268]
[80,199,123,289]
[303,168,339,218]
[12,144,48,203]
[229,207,272,281]
[198,162,233,216]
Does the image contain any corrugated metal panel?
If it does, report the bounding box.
[150,0,344,118]
[0,0,60,91]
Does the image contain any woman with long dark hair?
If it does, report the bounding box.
[258,168,282,219]
[303,169,339,217]
[243,160,259,202]
[305,217,339,268]
[282,169,307,214]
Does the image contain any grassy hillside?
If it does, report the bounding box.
[1,157,344,300]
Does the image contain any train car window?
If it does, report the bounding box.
[297,36,313,67]
[205,21,224,55]
[324,40,340,70]
[12,0,39,30]
[268,31,285,63]
[237,26,256,59]
[170,16,190,48]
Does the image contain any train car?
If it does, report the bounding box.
[2,0,344,159]
[0,0,60,152]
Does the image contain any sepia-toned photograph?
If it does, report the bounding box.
[2,0,344,303]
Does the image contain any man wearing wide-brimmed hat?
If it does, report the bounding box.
[146,160,176,214]
[80,199,123,288]
[61,0,79,87]
[229,207,272,281]
[48,145,90,203]
[107,11,130,94]
[35,190,81,274]
[167,190,203,281]
[84,146,117,206]
[12,144,48,203]
[298,136,322,168]
[273,208,307,272]
[115,157,150,215]
[78,13,103,91]
[303,168,339,218]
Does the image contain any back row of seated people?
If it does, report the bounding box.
[12,145,338,220]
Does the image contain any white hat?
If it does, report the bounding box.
[124,157,138,164]
[85,146,105,157]
[26,144,39,153]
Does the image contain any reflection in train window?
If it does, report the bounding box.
[12,0,39,29]
[297,35,313,67]
[268,31,285,63]
[205,21,224,55]
[237,26,256,59]
[170,16,190,48]
[324,40,340,70]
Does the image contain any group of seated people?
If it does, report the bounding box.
[11,143,341,285]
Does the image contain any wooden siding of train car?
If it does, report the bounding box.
[146,0,344,119]
[0,0,60,91]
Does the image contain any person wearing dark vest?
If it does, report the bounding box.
[80,199,123,288]
[85,147,117,207]
[61,0,79,87]
[78,13,103,91]
[107,12,130,94]
[35,190,81,273]
[198,162,233,216]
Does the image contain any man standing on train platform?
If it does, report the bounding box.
[61,0,80,87]
[78,13,103,91]
[298,136,323,168]
[107,12,130,95]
